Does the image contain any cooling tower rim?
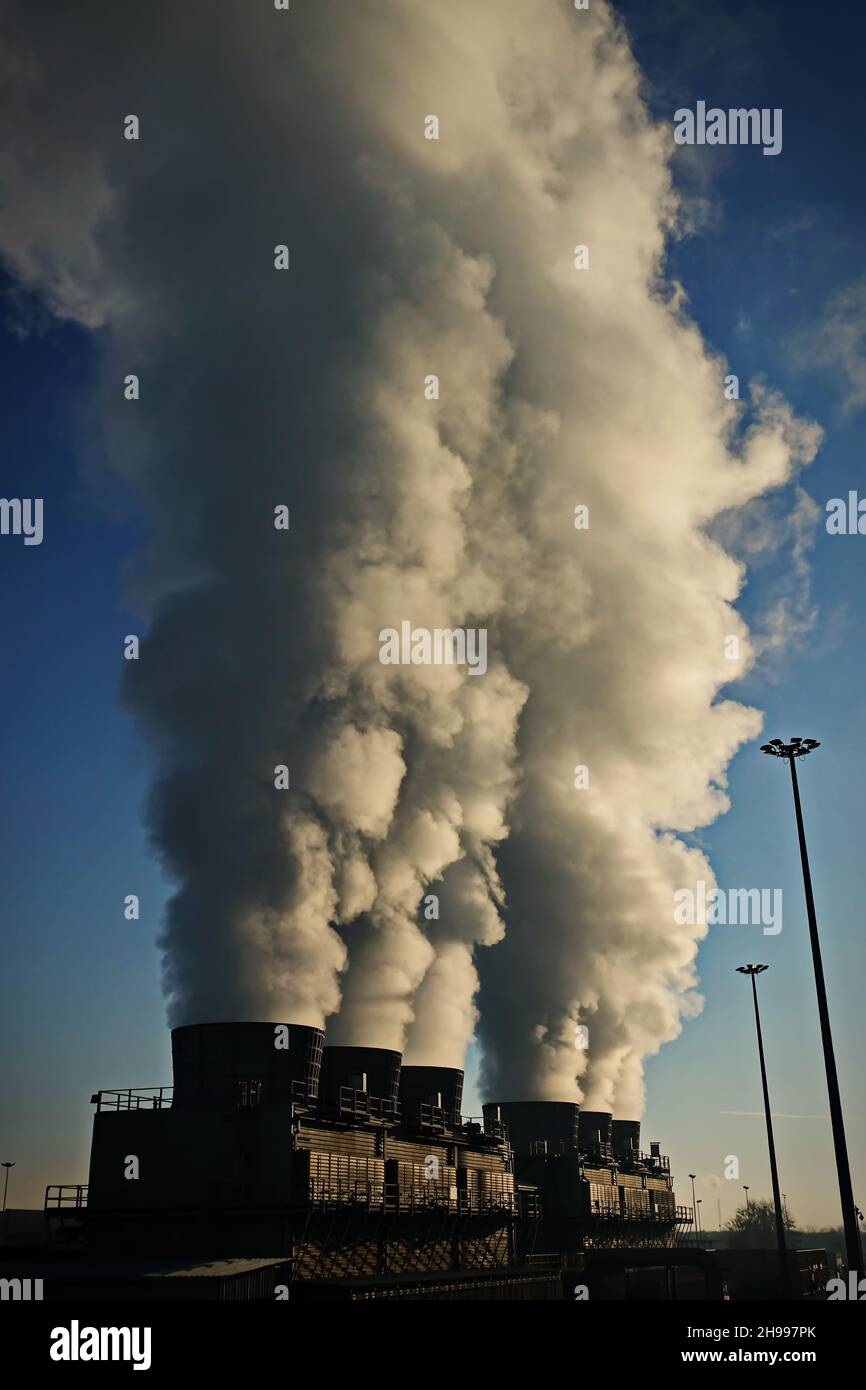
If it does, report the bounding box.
[485,1099,581,1108]
[400,1063,464,1075]
[322,1044,402,1058]
[171,1020,324,1032]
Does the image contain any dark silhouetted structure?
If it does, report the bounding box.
[73,1021,690,1295]
[483,1101,689,1252]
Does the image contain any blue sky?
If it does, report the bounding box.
[600,0,866,1229]
[1,0,864,1229]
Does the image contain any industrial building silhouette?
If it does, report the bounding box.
[43,1020,697,1297]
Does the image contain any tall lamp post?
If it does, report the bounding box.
[761,737,864,1279]
[689,1173,698,1246]
[736,964,790,1298]
[1,1162,15,1213]
[743,1185,750,1210]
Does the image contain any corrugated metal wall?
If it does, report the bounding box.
[307,1151,385,1202]
[296,1125,380,1157]
[583,1165,615,1184]
[459,1148,510,1172]
[387,1138,450,1164]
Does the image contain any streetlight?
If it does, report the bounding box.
[689,1173,698,1246]
[761,737,864,1279]
[736,964,790,1297]
[743,1185,750,1209]
[1,1162,15,1212]
[696,1198,703,1236]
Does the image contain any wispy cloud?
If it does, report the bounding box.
[721,1109,828,1120]
[808,275,866,415]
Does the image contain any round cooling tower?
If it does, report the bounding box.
[399,1066,464,1120]
[483,1101,580,1155]
[320,1045,402,1104]
[611,1119,641,1160]
[577,1109,613,1151]
[170,1021,324,1107]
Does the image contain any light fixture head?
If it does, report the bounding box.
[761,736,820,760]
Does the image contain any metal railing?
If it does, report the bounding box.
[91,1082,316,1111]
[45,1184,88,1210]
[590,1199,688,1224]
[518,1191,543,1219]
[333,1087,400,1121]
[584,1143,614,1165]
[416,1102,461,1133]
[524,1252,564,1270]
[464,1115,511,1144]
[638,1150,671,1171]
[306,1179,516,1216]
[91,1087,173,1112]
[482,1120,510,1143]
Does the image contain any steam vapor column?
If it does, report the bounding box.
[760,737,864,1279]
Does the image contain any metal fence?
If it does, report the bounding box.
[44,1184,88,1210]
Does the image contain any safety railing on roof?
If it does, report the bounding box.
[639,1151,671,1171]
[589,1204,685,1224]
[333,1086,400,1120]
[44,1184,88,1210]
[91,1087,173,1111]
[464,1116,511,1144]
[305,1179,516,1216]
[518,1190,543,1219]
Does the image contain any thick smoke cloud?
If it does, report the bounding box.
[0,1,819,1105]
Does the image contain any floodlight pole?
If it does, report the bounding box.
[761,738,863,1279]
[737,964,790,1298]
[1,1162,14,1213]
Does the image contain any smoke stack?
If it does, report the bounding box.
[577,1110,613,1156]
[320,1046,401,1107]
[170,1022,323,1108]
[484,1101,580,1156]
[611,1119,641,1161]
[400,1066,464,1122]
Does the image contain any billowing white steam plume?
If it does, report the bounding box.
[0,1,819,1107]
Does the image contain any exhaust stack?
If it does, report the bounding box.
[170,1021,324,1108]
